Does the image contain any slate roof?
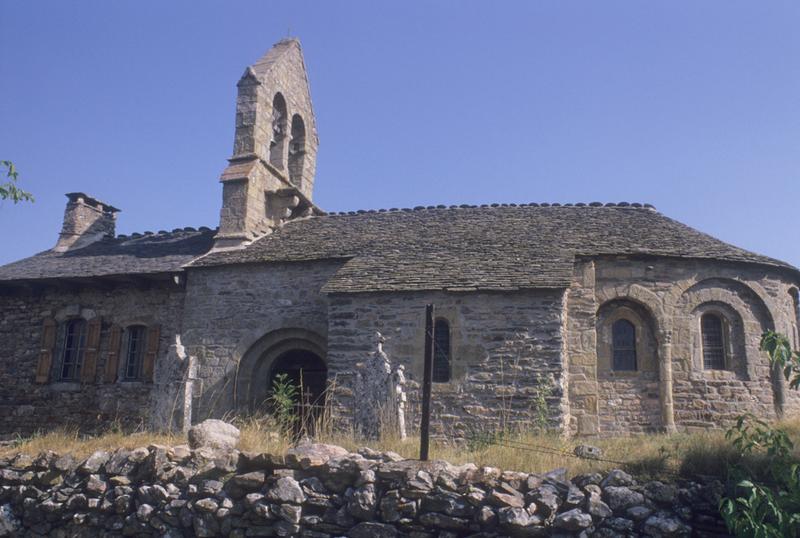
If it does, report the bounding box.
[191,204,799,293]
[1,204,795,291]
[0,228,216,283]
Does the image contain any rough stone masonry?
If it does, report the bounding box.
[0,440,727,537]
[0,37,799,439]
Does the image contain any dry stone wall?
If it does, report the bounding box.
[0,442,729,537]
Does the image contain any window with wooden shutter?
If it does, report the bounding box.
[81,317,102,384]
[35,318,57,384]
[59,319,87,381]
[123,325,147,381]
[142,325,161,383]
[104,324,122,383]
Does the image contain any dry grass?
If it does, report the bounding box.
[0,428,181,460]
[4,417,799,482]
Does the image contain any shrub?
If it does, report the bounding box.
[719,332,800,537]
[267,373,299,437]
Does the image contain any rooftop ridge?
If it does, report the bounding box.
[114,226,217,240]
[320,202,657,217]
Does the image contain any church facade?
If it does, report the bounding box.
[1,39,799,439]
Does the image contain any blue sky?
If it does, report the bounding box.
[1,1,799,267]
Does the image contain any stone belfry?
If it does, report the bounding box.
[215,38,321,249]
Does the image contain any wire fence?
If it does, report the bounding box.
[470,434,683,478]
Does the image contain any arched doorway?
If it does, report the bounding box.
[265,349,327,434]
[268,349,328,409]
[235,328,328,429]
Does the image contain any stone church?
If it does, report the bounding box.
[1,39,798,439]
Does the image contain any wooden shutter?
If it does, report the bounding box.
[81,317,102,384]
[35,318,57,384]
[104,324,122,383]
[142,325,161,383]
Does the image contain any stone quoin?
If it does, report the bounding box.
[0,38,798,438]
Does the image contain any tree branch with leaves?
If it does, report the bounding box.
[719,330,800,537]
[0,161,34,204]
[761,330,800,390]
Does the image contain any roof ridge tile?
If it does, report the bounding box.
[317,202,661,217]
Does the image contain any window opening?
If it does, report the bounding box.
[124,326,147,380]
[701,313,726,369]
[288,114,306,186]
[612,319,637,371]
[269,93,288,169]
[60,319,87,381]
[433,319,451,382]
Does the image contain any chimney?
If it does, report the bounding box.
[54,192,120,252]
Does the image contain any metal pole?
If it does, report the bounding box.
[420,304,434,461]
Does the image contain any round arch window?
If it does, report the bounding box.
[611,319,637,371]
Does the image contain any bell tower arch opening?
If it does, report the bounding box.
[269,93,288,169]
[215,38,321,249]
[288,114,306,188]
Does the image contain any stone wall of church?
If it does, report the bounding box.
[181,264,567,438]
[566,256,800,436]
[326,290,567,438]
[180,260,344,421]
[0,283,185,437]
[3,253,796,440]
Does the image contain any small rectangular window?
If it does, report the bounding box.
[60,319,87,381]
[123,326,147,381]
[701,313,726,370]
[433,319,451,382]
[612,319,637,371]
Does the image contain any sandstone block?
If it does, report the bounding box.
[348,521,398,538]
[601,469,635,488]
[267,476,305,505]
[188,419,240,450]
[603,486,645,512]
[285,442,349,469]
[553,508,592,531]
[642,513,691,537]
